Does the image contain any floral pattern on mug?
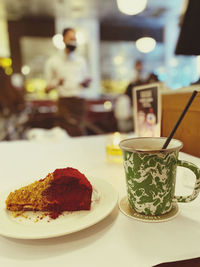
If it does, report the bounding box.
[123,150,179,215]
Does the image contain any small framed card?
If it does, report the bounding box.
[133,83,161,137]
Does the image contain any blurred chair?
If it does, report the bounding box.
[84,97,118,135]
[57,97,87,137]
[161,89,200,157]
[0,67,27,140]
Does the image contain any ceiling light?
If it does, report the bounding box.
[117,0,147,15]
[136,37,156,53]
[52,34,65,50]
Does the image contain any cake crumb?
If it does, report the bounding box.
[12,211,24,217]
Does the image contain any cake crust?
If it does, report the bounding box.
[6,173,54,212]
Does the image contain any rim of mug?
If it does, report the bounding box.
[119,137,183,153]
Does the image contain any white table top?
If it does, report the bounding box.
[0,135,200,267]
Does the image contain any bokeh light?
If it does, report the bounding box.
[136,37,156,53]
[117,0,147,15]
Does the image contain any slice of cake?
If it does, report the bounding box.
[6,167,93,219]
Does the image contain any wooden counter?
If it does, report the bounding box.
[161,89,200,157]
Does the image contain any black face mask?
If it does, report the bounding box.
[65,44,77,52]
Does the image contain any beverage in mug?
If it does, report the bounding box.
[120,137,200,216]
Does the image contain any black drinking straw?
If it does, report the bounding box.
[162,90,198,149]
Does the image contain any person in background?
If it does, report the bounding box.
[146,73,159,84]
[45,27,91,136]
[114,60,159,133]
[125,60,144,105]
[114,60,144,133]
[114,93,133,133]
[0,67,25,140]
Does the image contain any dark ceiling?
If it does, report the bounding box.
[5,0,184,42]
[5,0,183,26]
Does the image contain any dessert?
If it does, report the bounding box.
[6,167,93,219]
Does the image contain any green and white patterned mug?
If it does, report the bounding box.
[119,137,200,216]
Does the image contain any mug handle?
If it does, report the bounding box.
[175,160,200,203]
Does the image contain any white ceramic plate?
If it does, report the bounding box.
[0,178,118,239]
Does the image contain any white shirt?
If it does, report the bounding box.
[45,51,89,97]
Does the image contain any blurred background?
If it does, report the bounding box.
[0,0,199,140]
